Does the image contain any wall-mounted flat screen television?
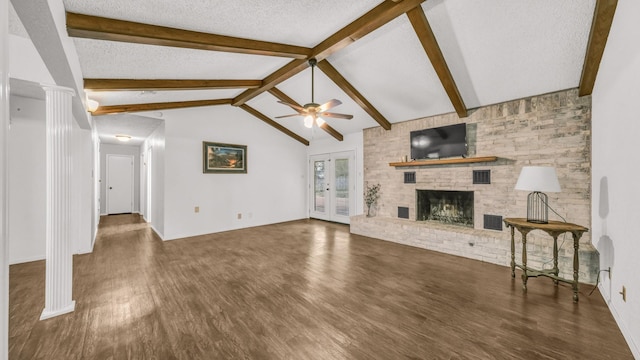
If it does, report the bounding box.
[410,123,467,160]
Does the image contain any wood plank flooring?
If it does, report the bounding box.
[10,214,633,359]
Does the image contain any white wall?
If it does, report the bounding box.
[72,121,94,254]
[99,143,140,214]
[1,1,10,356]
[143,123,165,238]
[591,0,640,357]
[8,96,45,264]
[308,131,365,215]
[91,123,100,245]
[161,105,307,240]
[8,34,54,85]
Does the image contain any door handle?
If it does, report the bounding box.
[109,187,113,189]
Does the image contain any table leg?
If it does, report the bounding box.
[521,232,528,292]
[572,233,580,303]
[510,226,515,278]
[553,235,559,285]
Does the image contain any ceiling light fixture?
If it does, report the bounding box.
[275,58,353,127]
[86,97,99,112]
[115,134,132,142]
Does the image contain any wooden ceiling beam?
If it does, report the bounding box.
[238,104,309,146]
[91,98,232,116]
[268,87,344,141]
[406,7,467,118]
[316,60,391,130]
[84,79,262,91]
[579,0,618,96]
[312,0,426,61]
[232,59,309,106]
[232,0,426,106]
[66,12,311,59]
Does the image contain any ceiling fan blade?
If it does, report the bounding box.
[277,100,305,112]
[318,99,342,112]
[320,112,353,120]
[275,114,303,119]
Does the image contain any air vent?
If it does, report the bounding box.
[473,170,491,184]
[484,214,503,231]
[404,172,416,184]
[398,207,409,219]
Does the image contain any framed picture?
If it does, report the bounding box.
[202,141,247,174]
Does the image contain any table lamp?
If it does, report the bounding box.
[515,166,561,224]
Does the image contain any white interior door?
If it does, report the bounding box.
[107,154,133,214]
[309,151,355,224]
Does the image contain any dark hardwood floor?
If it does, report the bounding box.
[9,214,633,359]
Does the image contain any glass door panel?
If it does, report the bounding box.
[313,160,326,213]
[334,158,349,217]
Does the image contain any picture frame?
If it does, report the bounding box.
[202,141,247,174]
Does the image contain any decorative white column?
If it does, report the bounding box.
[40,84,76,320]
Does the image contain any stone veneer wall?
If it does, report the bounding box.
[351,88,598,284]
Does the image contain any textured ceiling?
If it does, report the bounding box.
[11,0,597,144]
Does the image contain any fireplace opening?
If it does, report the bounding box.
[416,190,474,227]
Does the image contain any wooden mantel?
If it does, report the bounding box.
[389,156,498,167]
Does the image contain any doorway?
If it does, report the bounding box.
[309,151,355,224]
[106,154,133,214]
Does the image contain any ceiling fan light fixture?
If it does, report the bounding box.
[115,134,132,142]
[275,58,352,126]
[304,115,314,128]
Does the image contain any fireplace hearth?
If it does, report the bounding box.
[416,190,474,227]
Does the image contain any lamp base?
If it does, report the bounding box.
[526,191,548,224]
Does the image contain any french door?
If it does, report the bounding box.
[309,151,355,224]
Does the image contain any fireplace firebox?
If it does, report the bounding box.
[416,190,474,227]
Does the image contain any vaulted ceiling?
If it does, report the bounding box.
[12,0,617,146]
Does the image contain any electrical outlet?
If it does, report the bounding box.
[620,286,626,302]
[194,206,199,213]
[237,213,242,220]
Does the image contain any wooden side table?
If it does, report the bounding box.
[503,218,589,302]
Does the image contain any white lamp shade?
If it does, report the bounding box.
[303,115,314,128]
[515,166,561,192]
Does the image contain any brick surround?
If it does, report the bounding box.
[351,88,598,284]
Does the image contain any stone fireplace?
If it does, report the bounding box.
[416,190,474,227]
[351,89,598,284]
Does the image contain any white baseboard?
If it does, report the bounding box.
[40,301,75,320]
[599,283,639,358]
[150,225,164,240]
[10,254,45,265]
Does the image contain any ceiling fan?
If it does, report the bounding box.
[276,58,353,128]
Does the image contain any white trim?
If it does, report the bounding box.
[599,284,640,358]
[105,154,134,214]
[40,301,75,321]
[150,225,164,241]
[9,255,46,266]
